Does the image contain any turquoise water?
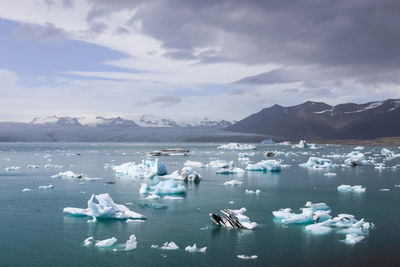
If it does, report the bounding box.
[1,142,400,266]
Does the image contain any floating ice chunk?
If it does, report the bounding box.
[162,167,201,182]
[22,188,31,192]
[343,234,365,245]
[381,148,400,160]
[273,202,331,224]
[83,236,94,247]
[52,171,83,179]
[238,152,255,157]
[95,237,117,248]
[38,184,54,189]
[300,157,334,169]
[5,166,20,171]
[152,242,179,250]
[124,235,137,251]
[44,163,63,168]
[27,164,39,169]
[224,179,243,186]
[140,179,186,195]
[63,193,146,220]
[185,243,207,253]
[246,160,281,172]
[146,194,161,200]
[112,159,167,178]
[183,160,205,168]
[324,172,337,177]
[217,167,245,174]
[237,255,258,260]
[218,143,256,150]
[354,146,364,150]
[337,185,366,193]
[379,188,390,191]
[344,151,373,166]
[238,157,250,162]
[245,189,261,195]
[374,163,386,170]
[209,160,233,168]
[164,196,184,200]
[292,140,311,149]
[305,224,333,235]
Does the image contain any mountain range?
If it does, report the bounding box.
[226,99,400,140]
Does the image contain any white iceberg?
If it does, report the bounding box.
[152,241,179,250]
[140,179,186,195]
[381,148,400,160]
[22,188,31,192]
[124,234,137,251]
[246,160,281,172]
[83,236,94,247]
[95,237,117,248]
[344,151,373,167]
[217,167,245,174]
[209,160,233,168]
[63,193,146,220]
[273,201,331,224]
[237,255,258,260]
[38,184,54,189]
[300,157,334,169]
[185,243,207,253]
[344,234,365,244]
[245,189,261,195]
[52,171,83,179]
[112,159,167,178]
[183,160,205,168]
[163,167,201,182]
[44,164,63,168]
[27,164,39,169]
[218,143,256,150]
[224,179,243,186]
[5,166,20,171]
[337,185,366,193]
[292,140,311,149]
[164,196,184,200]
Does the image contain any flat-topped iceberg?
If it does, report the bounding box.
[112,159,167,178]
[140,179,186,195]
[273,201,331,224]
[218,143,256,150]
[237,255,258,260]
[300,157,334,169]
[63,193,146,220]
[183,160,205,168]
[246,160,281,172]
[337,185,366,193]
[52,171,83,179]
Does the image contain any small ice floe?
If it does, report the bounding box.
[83,237,94,247]
[238,157,250,162]
[95,237,118,248]
[52,171,102,181]
[224,179,243,186]
[5,166,20,172]
[149,148,189,156]
[209,160,233,168]
[379,188,390,192]
[217,167,245,174]
[229,201,234,204]
[217,143,256,150]
[84,235,137,251]
[245,189,261,195]
[163,196,184,200]
[209,208,257,230]
[299,157,334,169]
[238,152,255,157]
[343,233,365,245]
[237,255,258,260]
[44,164,63,168]
[246,160,281,172]
[22,188,31,192]
[324,172,337,177]
[146,194,161,200]
[273,201,331,224]
[112,159,167,178]
[337,185,366,193]
[151,242,179,250]
[124,235,138,251]
[38,184,55,190]
[292,140,319,149]
[185,243,207,253]
[140,179,186,195]
[344,151,373,167]
[27,164,39,169]
[63,193,146,220]
[183,160,205,168]
[381,148,400,161]
[162,167,201,182]
[354,146,364,150]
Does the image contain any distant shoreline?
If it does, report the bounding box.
[311,137,400,147]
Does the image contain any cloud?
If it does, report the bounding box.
[13,22,68,42]
[151,95,181,106]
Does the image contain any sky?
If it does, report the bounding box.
[1,0,400,122]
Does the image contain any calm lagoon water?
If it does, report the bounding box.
[1,142,400,266]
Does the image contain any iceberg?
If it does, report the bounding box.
[52,171,83,179]
[44,164,63,168]
[344,151,372,167]
[237,255,258,260]
[27,164,39,169]
[95,237,117,248]
[5,166,20,172]
[217,167,245,174]
[224,179,243,186]
[185,243,207,253]
[84,235,137,251]
[140,179,186,195]
[292,140,311,149]
[112,159,167,178]
[217,143,256,150]
[63,193,146,220]
[246,160,281,172]
[209,208,257,230]
[162,167,201,182]
[272,202,331,224]
[124,235,137,251]
[300,157,334,169]
[381,148,400,160]
[245,189,261,195]
[38,184,54,189]
[209,160,233,168]
[83,236,94,247]
[164,196,184,200]
[22,188,31,192]
[310,214,373,237]
[337,185,366,193]
[183,160,205,168]
[324,172,337,177]
[151,242,179,250]
[344,234,365,245]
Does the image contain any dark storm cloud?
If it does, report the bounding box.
[83,0,400,85]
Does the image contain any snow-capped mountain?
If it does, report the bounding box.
[227,98,400,140]
[31,116,139,127]
[138,114,235,128]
